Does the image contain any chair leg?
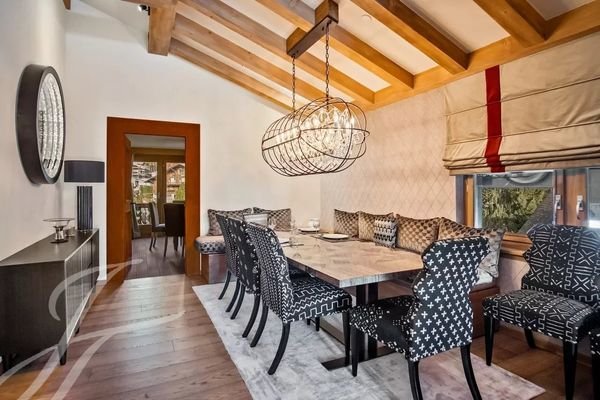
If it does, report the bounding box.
[461,344,482,400]
[163,235,168,258]
[231,288,245,320]
[149,233,154,251]
[218,271,232,300]
[226,280,240,312]
[268,323,291,375]
[315,317,320,332]
[306,319,311,326]
[351,326,359,377]
[484,315,495,366]
[243,294,261,338]
[407,360,423,400]
[524,328,536,348]
[563,341,578,400]
[250,304,269,348]
[592,351,600,400]
[342,311,350,366]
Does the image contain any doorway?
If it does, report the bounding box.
[107,117,200,284]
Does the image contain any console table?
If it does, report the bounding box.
[0,229,99,369]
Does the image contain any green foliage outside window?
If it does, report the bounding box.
[481,187,552,233]
[174,182,185,201]
[133,185,154,204]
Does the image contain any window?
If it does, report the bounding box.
[589,168,600,229]
[474,171,554,234]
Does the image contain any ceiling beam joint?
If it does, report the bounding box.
[286,0,338,59]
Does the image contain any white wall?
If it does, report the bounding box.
[64,1,320,279]
[0,0,66,260]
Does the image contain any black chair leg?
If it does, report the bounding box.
[163,235,168,258]
[592,351,599,400]
[243,295,261,338]
[250,304,269,348]
[2,354,11,372]
[484,315,495,366]
[149,233,154,251]
[524,328,536,348]
[268,323,291,375]
[226,280,240,312]
[563,341,578,400]
[315,317,320,332]
[461,344,482,400]
[407,360,423,400]
[218,271,231,300]
[342,311,350,366]
[351,326,359,377]
[231,288,245,320]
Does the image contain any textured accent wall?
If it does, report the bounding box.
[321,89,456,230]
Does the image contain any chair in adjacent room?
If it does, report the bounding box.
[148,202,165,251]
[591,328,600,400]
[216,214,240,312]
[349,237,490,400]
[163,203,185,258]
[246,223,352,375]
[483,224,600,400]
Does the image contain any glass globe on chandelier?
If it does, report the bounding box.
[262,23,370,177]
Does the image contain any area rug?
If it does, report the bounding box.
[193,284,545,400]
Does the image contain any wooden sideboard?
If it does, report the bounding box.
[0,229,99,369]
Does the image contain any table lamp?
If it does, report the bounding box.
[63,160,105,231]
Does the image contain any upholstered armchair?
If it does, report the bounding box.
[350,237,490,400]
[483,224,600,400]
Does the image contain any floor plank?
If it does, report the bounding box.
[126,237,185,280]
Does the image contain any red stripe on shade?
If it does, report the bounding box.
[484,65,504,173]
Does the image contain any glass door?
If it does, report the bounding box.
[166,162,185,203]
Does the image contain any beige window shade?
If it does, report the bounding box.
[443,33,600,175]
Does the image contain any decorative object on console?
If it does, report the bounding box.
[64,160,105,231]
[396,215,440,254]
[373,218,398,248]
[358,211,394,241]
[207,208,253,236]
[43,218,74,243]
[334,209,359,237]
[261,2,369,177]
[16,65,66,184]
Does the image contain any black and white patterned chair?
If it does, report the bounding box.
[216,214,240,313]
[591,328,600,400]
[483,224,600,400]
[350,237,490,400]
[246,223,352,375]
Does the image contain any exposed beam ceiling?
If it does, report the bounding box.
[474,0,546,46]
[170,39,292,110]
[178,0,374,103]
[148,4,177,55]
[256,0,414,88]
[123,0,177,7]
[173,14,325,100]
[350,0,468,74]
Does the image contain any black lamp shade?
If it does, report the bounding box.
[64,160,105,183]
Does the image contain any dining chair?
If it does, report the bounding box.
[483,224,600,400]
[349,237,490,400]
[148,202,165,251]
[246,223,352,375]
[216,214,240,312]
[163,203,185,258]
[591,328,600,400]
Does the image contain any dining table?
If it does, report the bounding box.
[281,232,424,370]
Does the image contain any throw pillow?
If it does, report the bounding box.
[334,209,359,237]
[396,215,440,254]
[254,207,292,230]
[207,208,253,235]
[373,218,398,248]
[358,211,394,241]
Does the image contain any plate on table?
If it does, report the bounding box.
[322,233,349,240]
[298,227,319,233]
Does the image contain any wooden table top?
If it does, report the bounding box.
[282,234,423,288]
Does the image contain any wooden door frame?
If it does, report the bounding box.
[107,117,200,282]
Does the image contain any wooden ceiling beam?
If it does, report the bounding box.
[178,0,375,103]
[371,1,600,109]
[173,14,324,101]
[147,4,176,55]
[256,0,414,88]
[170,39,291,110]
[123,0,177,7]
[350,0,468,74]
[474,0,546,46]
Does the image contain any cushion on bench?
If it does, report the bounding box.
[195,235,226,254]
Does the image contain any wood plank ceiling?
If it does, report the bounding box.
[124,0,600,111]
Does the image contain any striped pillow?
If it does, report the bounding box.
[373,218,398,248]
[359,211,395,241]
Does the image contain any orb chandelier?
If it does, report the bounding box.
[262,23,369,177]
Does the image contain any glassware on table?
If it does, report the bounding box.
[268,216,277,231]
[289,218,298,246]
[309,218,321,232]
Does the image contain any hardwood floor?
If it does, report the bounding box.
[126,237,185,280]
[0,274,594,399]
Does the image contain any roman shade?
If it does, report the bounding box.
[443,33,600,175]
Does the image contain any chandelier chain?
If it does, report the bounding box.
[325,22,330,99]
[292,57,296,110]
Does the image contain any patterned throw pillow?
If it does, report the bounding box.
[254,207,292,230]
[396,216,440,254]
[358,211,394,241]
[207,208,253,235]
[437,217,505,277]
[373,218,398,248]
[334,209,359,237]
